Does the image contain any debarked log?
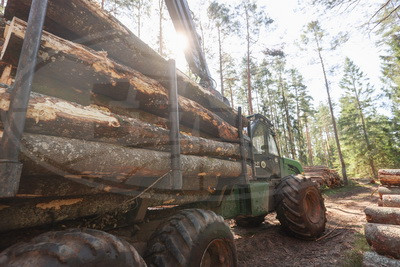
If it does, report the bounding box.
[379,169,400,186]
[364,223,400,259]
[4,0,245,128]
[2,17,238,141]
[14,132,248,183]
[365,206,400,225]
[0,89,243,159]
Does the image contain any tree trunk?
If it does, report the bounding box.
[4,0,242,127]
[158,0,164,56]
[217,25,224,97]
[365,206,400,225]
[0,89,242,159]
[382,195,400,208]
[245,7,253,115]
[315,41,348,184]
[364,223,400,259]
[304,116,314,166]
[379,170,400,186]
[14,132,247,183]
[101,0,105,9]
[363,251,400,267]
[280,83,296,159]
[352,78,377,179]
[2,17,238,141]
[379,186,400,199]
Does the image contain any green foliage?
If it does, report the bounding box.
[338,58,399,177]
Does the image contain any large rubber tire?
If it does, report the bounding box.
[235,214,265,228]
[0,228,146,267]
[144,209,237,267]
[275,175,327,240]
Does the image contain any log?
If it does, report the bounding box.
[4,0,244,127]
[2,17,239,141]
[0,194,130,232]
[382,195,400,208]
[379,169,400,186]
[303,166,342,188]
[14,132,247,185]
[0,89,242,159]
[379,186,400,199]
[364,223,400,259]
[365,207,400,225]
[363,251,400,267]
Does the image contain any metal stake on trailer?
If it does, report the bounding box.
[238,107,250,184]
[168,59,182,190]
[0,0,49,198]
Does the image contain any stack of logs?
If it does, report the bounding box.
[303,166,342,188]
[0,0,250,193]
[363,169,400,266]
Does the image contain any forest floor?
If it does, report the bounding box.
[231,179,378,267]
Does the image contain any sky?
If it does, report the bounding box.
[118,0,388,113]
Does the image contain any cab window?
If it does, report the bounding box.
[253,124,267,154]
[268,134,279,156]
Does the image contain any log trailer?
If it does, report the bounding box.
[0,0,326,266]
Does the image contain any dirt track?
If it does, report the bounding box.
[232,180,378,266]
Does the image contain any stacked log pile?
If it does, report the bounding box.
[363,169,400,266]
[303,166,342,188]
[0,0,251,197]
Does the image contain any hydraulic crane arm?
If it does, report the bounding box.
[165,0,216,91]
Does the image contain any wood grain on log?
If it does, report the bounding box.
[379,169,400,186]
[14,132,247,184]
[363,251,400,267]
[4,0,244,127]
[2,17,239,141]
[0,194,129,232]
[365,206,400,225]
[364,223,400,259]
[379,186,400,199]
[382,195,400,208]
[0,89,242,159]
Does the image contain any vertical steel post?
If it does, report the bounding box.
[0,0,48,197]
[238,107,249,184]
[247,121,255,179]
[168,59,182,190]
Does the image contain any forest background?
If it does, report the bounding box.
[76,0,400,181]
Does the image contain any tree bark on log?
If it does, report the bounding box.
[379,186,400,199]
[365,207,400,225]
[363,251,400,267]
[12,132,248,186]
[382,195,400,208]
[4,0,245,127]
[364,223,400,259]
[0,89,242,159]
[379,169,400,186]
[2,17,239,141]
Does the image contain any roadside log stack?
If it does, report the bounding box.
[363,169,400,266]
[0,0,251,195]
[303,166,342,188]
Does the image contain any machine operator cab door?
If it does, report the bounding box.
[249,114,281,179]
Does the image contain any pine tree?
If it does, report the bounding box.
[301,20,349,184]
[208,2,237,97]
[236,0,272,114]
[339,58,378,178]
[289,69,313,165]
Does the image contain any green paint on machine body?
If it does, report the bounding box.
[215,114,304,219]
